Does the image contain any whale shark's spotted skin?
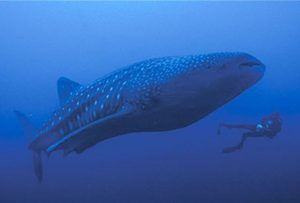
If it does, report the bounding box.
[28,52,264,156]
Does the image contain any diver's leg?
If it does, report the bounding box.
[222,132,261,153]
[218,123,256,135]
[222,134,247,153]
[221,124,256,131]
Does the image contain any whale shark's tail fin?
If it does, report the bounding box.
[14,110,43,184]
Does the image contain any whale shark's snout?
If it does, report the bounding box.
[233,53,265,87]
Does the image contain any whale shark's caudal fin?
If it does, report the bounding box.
[14,110,43,184]
[32,150,43,184]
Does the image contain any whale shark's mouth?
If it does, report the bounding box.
[240,61,261,67]
[239,60,265,74]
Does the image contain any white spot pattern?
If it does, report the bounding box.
[38,52,241,144]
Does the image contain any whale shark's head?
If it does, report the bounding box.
[158,52,265,118]
[202,52,265,89]
[201,52,265,101]
[184,52,265,108]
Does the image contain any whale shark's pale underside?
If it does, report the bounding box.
[15,52,265,183]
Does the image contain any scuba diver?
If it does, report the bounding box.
[218,112,282,153]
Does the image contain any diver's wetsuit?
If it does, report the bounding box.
[218,112,282,153]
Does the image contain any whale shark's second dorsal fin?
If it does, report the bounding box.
[57,77,82,106]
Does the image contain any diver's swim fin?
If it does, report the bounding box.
[222,145,242,153]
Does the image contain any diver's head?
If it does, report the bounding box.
[270,112,282,120]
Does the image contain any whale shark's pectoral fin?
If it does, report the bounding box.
[57,77,82,106]
[46,106,134,155]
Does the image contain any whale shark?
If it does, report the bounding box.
[15,52,265,183]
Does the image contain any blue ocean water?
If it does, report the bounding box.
[0,2,299,203]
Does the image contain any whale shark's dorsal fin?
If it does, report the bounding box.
[57,77,82,106]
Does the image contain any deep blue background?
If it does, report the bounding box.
[0,2,299,203]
